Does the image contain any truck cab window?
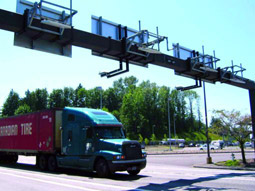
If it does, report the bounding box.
[86,127,93,139]
[95,126,125,139]
[68,114,75,121]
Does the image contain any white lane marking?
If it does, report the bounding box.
[0,171,97,191]
[0,167,151,191]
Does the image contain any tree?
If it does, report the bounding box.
[21,90,35,111]
[73,84,84,106]
[48,89,64,108]
[33,88,48,111]
[2,90,20,117]
[63,87,75,107]
[210,115,229,141]
[14,104,32,115]
[230,114,252,164]
[76,88,88,107]
[184,90,199,131]
[213,110,252,164]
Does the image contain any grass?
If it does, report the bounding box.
[216,159,241,167]
[144,145,181,152]
[225,160,241,166]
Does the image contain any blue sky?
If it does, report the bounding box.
[0,0,254,121]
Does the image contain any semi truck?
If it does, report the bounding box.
[0,107,146,177]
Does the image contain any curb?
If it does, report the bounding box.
[193,164,255,171]
[146,150,254,155]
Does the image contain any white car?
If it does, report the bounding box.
[244,142,252,148]
[199,144,219,150]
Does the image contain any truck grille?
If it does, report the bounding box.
[122,141,142,160]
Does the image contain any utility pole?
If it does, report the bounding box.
[168,98,172,151]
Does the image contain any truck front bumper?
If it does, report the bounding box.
[108,158,146,172]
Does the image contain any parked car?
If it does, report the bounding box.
[188,143,195,147]
[195,143,200,147]
[179,143,185,148]
[211,140,224,149]
[199,144,219,150]
[159,141,168,145]
[244,142,252,148]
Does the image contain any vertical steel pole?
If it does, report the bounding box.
[203,81,212,163]
[100,91,102,109]
[213,50,216,69]
[249,89,255,158]
[174,111,176,146]
[202,45,212,164]
[70,0,72,26]
[157,26,160,51]
[168,98,172,151]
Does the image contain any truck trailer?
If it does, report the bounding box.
[0,107,146,177]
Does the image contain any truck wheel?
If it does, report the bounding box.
[127,170,140,176]
[95,159,110,178]
[48,156,58,171]
[11,155,18,164]
[38,155,48,171]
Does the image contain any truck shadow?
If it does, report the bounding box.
[129,172,255,191]
[0,162,147,181]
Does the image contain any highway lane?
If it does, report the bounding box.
[148,152,255,167]
[0,153,254,190]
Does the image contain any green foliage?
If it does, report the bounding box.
[150,134,157,142]
[14,104,32,115]
[212,110,252,164]
[48,89,64,108]
[225,160,240,166]
[2,90,20,117]
[144,138,149,145]
[138,134,143,143]
[163,134,168,141]
[209,133,221,140]
[1,76,203,142]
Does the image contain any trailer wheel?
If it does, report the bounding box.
[48,155,58,171]
[127,170,140,176]
[95,159,110,178]
[38,155,48,171]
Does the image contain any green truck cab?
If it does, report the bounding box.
[57,107,146,177]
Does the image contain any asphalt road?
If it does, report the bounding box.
[0,153,254,191]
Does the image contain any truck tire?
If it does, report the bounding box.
[48,155,58,171]
[38,155,48,171]
[95,159,110,178]
[11,155,18,164]
[127,170,140,176]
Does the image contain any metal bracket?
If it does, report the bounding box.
[176,78,202,91]
[220,61,246,84]
[26,0,77,36]
[190,54,220,74]
[99,59,129,78]
[126,29,169,58]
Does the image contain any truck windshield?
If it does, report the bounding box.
[95,126,125,139]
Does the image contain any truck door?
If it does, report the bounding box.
[61,114,80,167]
[78,126,94,169]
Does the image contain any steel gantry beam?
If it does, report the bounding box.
[1,8,255,140]
[0,8,255,89]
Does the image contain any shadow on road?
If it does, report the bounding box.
[0,162,147,181]
[130,172,255,191]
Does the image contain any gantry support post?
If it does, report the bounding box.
[249,89,255,158]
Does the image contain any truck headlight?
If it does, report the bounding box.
[113,155,125,160]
